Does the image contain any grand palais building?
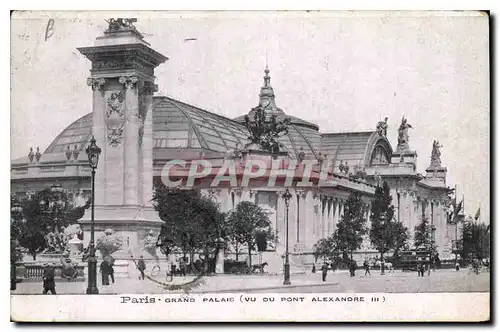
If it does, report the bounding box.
[10,20,455,273]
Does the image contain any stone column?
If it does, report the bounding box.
[326,198,332,235]
[140,81,156,206]
[304,190,315,248]
[320,196,326,238]
[296,189,307,244]
[87,77,106,204]
[338,201,345,227]
[332,198,340,234]
[287,189,297,245]
[120,76,140,206]
[276,190,285,244]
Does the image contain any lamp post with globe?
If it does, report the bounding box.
[85,136,101,295]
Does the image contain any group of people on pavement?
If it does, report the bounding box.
[317,259,363,282]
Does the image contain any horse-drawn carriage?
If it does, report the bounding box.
[224,259,268,274]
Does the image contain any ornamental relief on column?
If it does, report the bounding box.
[105,90,125,147]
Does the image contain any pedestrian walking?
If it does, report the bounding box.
[455,262,460,271]
[363,260,371,276]
[109,262,115,284]
[321,262,328,282]
[349,260,357,277]
[417,261,424,277]
[137,255,146,280]
[311,264,316,273]
[42,262,57,295]
[100,260,110,285]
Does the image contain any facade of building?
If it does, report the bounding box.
[11,21,457,273]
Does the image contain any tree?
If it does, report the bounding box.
[153,181,225,273]
[460,218,490,261]
[11,188,88,260]
[313,235,338,263]
[332,192,367,260]
[226,201,274,268]
[369,182,395,274]
[391,220,410,259]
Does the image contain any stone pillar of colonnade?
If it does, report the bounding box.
[275,189,285,245]
[324,198,331,237]
[338,200,345,226]
[406,191,417,243]
[311,192,321,244]
[303,190,316,249]
[286,188,298,247]
[320,196,327,239]
[332,198,340,235]
[300,190,314,250]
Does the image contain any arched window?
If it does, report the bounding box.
[370,145,390,165]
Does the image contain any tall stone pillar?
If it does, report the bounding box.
[320,196,327,238]
[120,76,140,206]
[87,77,106,204]
[332,198,340,233]
[78,21,168,259]
[276,190,285,243]
[304,190,315,249]
[288,189,297,245]
[295,189,305,243]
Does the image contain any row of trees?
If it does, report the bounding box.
[153,180,273,271]
[313,182,436,270]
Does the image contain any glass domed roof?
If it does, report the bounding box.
[42,68,323,162]
[43,96,321,161]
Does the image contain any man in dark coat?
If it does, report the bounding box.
[321,262,328,282]
[349,260,357,277]
[107,256,115,284]
[42,262,57,294]
[100,260,110,285]
[137,255,146,280]
[363,260,371,276]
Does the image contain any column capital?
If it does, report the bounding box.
[119,75,139,89]
[295,189,306,198]
[86,77,106,91]
[230,187,243,197]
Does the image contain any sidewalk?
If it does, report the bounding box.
[12,269,474,295]
[11,273,339,295]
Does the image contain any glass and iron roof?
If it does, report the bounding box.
[25,68,389,167]
[39,96,322,162]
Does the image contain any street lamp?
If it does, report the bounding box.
[85,136,101,295]
[11,202,23,291]
[282,188,292,285]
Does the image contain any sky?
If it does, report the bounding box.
[10,11,490,222]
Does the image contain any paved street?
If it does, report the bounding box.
[251,269,490,293]
[11,268,489,295]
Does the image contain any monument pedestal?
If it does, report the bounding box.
[78,20,168,277]
[80,205,163,259]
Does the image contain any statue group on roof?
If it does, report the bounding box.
[430,140,443,167]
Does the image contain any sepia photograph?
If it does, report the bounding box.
[9,10,490,322]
